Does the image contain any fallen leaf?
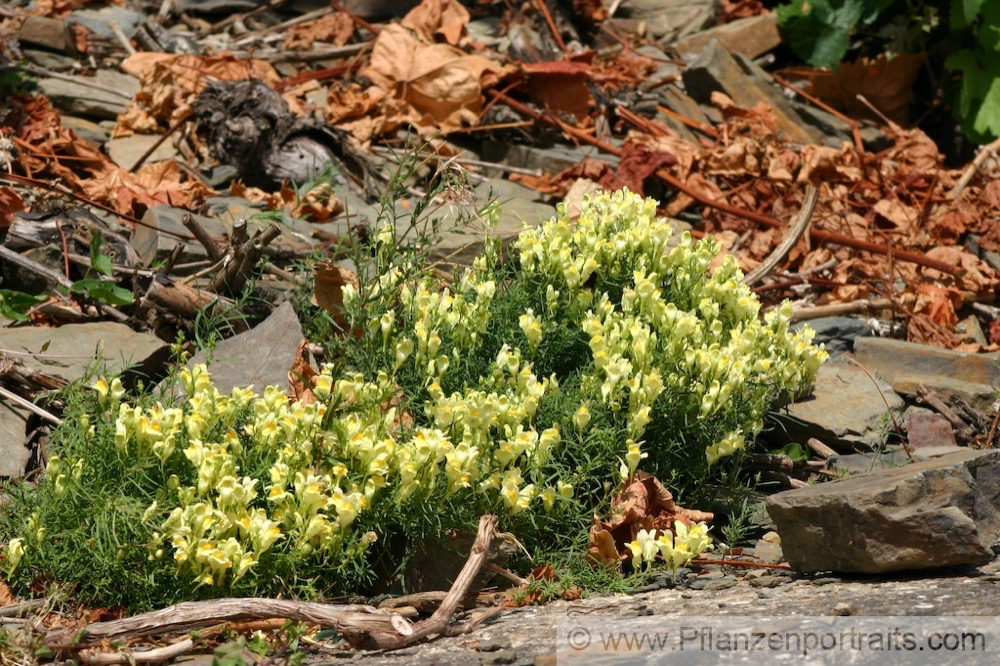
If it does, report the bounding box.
[288,338,319,404]
[586,471,713,570]
[312,261,360,334]
[361,24,505,137]
[401,0,470,46]
[914,283,961,329]
[230,180,343,222]
[571,0,609,23]
[530,563,556,581]
[0,186,23,227]
[786,53,923,125]
[605,139,677,195]
[284,12,355,50]
[80,159,215,218]
[797,143,863,183]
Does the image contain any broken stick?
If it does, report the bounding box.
[744,185,818,286]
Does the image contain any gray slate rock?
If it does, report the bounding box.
[771,360,904,450]
[1,321,170,383]
[0,402,31,479]
[107,134,178,170]
[766,449,1000,573]
[61,115,109,147]
[184,301,302,396]
[682,42,817,145]
[37,70,139,121]
[853,337,1000,412]
[792,316,871,356]
[69,6,144,39]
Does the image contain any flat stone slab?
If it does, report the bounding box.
[107,134,178,170]
[1,322,170,383]
[766,449,1000,573]
[674,13,782,60]
[37,70,139,121]
[0,402,31,479]
[853,337,1000,412]
[182,301,303,396]
[771,360,904,450]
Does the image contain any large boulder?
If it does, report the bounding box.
[765,449,1000,573]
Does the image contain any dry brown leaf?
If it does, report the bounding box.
[605,139,677,195]
[0,579,15,607]
[703,137,764,177]
[510,159,613,197]
[312,261,360,334]
[0,186,23,228]
[882,125,942,173]
[922,246,999,294]
[401,0,470,46]
[230,180,344,222]
[361,24,504,137]
[872,198,917,232]
[586,471,713,570]
[522,61,595,119]
[288,338,319,404]
[797,143,862,183]
[572,0,609,23]
[585,527,622,567]
[914,283,961,329]
[284,12,355,49]
[791,53,923,125]
[80,159,215,218]
[30,0,99,17]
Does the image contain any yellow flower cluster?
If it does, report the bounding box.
[627,521,713,572]
[98,341,577,588]
[514,189,827,466]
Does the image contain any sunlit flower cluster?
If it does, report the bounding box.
[34,189,822,596]
[628,521,713,572]
[514,189,827,466]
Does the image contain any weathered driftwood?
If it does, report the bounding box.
[79,637,194,665]
[143,276,234,320]
[364,514,499,649]
[743,185,818,287]
[49,600,410,646]
[805,437,838,460]
[210,224,282,295]
[180,213,223,262]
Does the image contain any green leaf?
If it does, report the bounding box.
[776,0,867,69]
[953,0,988,28]
[946,48,1000,140]
[0,289,46,322]
[70,279,134,306]
[973,75,1000,136]
[89,230,113,276]
[780,442,810,462]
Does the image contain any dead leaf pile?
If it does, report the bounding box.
[587,472,714,569]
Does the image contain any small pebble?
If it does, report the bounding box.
[811,577,841,586]
[482,648,517,665]
[705,579,738,591]
[833,602,855,616]
[478,637,512,652]
[749,575,787,589]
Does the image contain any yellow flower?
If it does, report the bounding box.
[572,404,591,432]
[627,529,659,570]
[3,538,25,575]
[518,309,542,349]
